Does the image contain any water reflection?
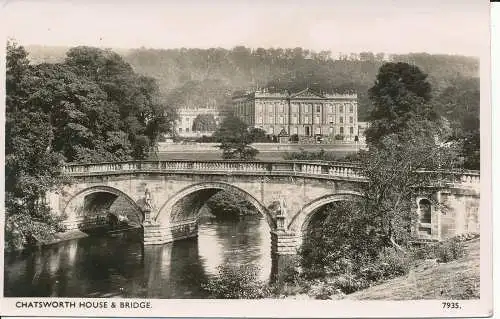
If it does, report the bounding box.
[4,217,271,298]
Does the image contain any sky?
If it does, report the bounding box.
[1,0,491,57]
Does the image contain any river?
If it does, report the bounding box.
[3,217,272,298]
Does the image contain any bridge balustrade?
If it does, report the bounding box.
[62,160,478,186]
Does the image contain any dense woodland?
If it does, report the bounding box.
[26,45,479,121]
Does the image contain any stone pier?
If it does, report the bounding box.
[270,230,298,281]
[143,220,198,245]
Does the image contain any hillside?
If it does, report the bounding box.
[345,239,480,300]
[24,45,479,120]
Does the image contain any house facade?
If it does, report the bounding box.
[232,88,358,141]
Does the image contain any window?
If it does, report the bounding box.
[419,199,432,224]
[328,116,333,124]
[315,127,321,134]
[292,104,298,112]
[316,105,321,112]
[340,127,344,134]
[269,117,274,124]
[330,104,334,113]
[269,104,274,113]
[314,115,320,124]
[349,127,354,134]
[339,105,343,113]
[340,116,344,123]
[292,114,298,124]
[258,116,263,124]
[329,127,334,134]
[186,127,190,132]
[293,127,298,134]
[179,128,183,132]
[349,104,354,113]
[349,116,353,123]
[304,115,310,124]
[279,116,284,124]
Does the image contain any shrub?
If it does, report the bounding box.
[308,279,345,299]
[202,264,270,299]
[410,237,466,263]
[329,274,369,294]
[360,247,412,282]
[434,238,466,263]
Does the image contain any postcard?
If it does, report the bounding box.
[1,0,493,317]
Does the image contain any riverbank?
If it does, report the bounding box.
[345,239,480,300]
[282,239,480,300]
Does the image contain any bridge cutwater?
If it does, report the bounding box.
[47,160,480,275]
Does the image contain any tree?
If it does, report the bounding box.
[358,121,459,248]
[5,42,65,250]
[435,77,480,169]
[28,62,128,162]
[192,113,217,132]
[365,62,439,145]
[205,191,259,220]
[249,128,269,143]
[213,116,258,159]
[65,46,176,159]
[300,201,379,280]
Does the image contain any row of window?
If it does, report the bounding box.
[253,103,355,114]
[177,127,216,133]
[255,115,354,125]
[261,126,356,135]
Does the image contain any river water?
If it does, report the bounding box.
[4,218,272,298]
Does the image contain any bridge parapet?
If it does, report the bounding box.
[62,160,479,188]
[62,160,365,180]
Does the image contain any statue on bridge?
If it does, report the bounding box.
[143,188,153,223]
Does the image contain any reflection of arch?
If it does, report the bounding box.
[63,186,143,223]
[155,182,274,229]
[417,198,432,224]
[289,191,363,234]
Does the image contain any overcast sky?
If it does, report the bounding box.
[2,0,490,57]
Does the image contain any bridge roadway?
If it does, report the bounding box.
[48,159,480,275]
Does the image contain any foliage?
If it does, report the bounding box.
[213,115,258,159]
[64,46,177,160]
[434,77,480,169]
[359,122,459,247]
[299,200,413,295]
[249,128,272,143]
[411,238,466,263]
[205,191,259,220]
[5,41,176,250]
[202,264,270,299]
[27,46,479,122]
[359,247,412,283]
[5,42,66,251]
[283,149,340,162]
[365,62,440,146]
[307,279,345,299]
[299,201,382,280]
[192,113,217,132]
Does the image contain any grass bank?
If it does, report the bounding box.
[345,239,480,300]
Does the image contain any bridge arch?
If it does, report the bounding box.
[288,191,364,241]
[155,182,275,229]
[62,185,144,227]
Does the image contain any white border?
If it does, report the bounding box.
[0,0,494,317]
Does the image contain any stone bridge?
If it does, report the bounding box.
[47,160,480,274]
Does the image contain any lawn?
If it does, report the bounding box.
[345,239,480,300]
[151,151,355,161]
